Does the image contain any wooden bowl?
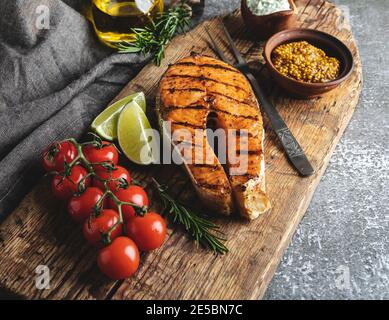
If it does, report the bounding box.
[263,28,354,99]
[241,0,297,40]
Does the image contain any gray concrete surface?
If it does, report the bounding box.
[205,0,389,299]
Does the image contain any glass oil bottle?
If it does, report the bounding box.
[90,0,164,47]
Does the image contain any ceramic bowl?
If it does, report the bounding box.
[241,0,298,40]
[263,28,354,98]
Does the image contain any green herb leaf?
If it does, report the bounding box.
[116,43,143,53]
[115,1,192,66]
[152,178,229,255]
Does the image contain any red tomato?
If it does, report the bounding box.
[51,165,90,200]
[126,212,166,251]
[68,187,105,223]
[42,141,78,173]
[109,186,149,221]
[97,237,140,280]
[83,209,122,246]
[82,142,119,170]
[93,165,131,192]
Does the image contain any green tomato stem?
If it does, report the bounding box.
[62,136,148,245]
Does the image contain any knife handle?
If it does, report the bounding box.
[245,72,315,176]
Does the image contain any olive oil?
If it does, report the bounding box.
[91,0,164,47]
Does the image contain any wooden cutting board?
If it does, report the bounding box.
[0,0,362,300]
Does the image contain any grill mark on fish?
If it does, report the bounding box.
[171,121,205,129]
[236,149,260,155]
[165,74,250,94]
[209,107,259,121]
[191,163,219,169]
[173,140,203,148]
[207,91,257,109]
[161,87,256,109]
[238,173,258,179]
[165,104,205,111]
[165,88,206,94]
[196,182,228,189]
[174,62,239,73]
[165,104,257,121]
[231,130,255,138]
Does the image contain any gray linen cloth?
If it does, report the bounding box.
[0,0,239,220]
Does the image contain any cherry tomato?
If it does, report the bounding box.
[68,187,105,223]
[97,237,140,280]
[109,186,149,221]
[93,165,131,192]
[126,212,166,251]
[83,142,119,170]
[51,165,90,200]
[83,209,122,246]
[42,141,78,173]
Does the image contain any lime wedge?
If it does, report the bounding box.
[91,92,146,141]
[118,101,157,165]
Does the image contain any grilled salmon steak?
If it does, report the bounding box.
[157,54,271,219]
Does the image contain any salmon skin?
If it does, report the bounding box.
[157,54,271,219]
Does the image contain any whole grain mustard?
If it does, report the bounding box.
[272,41,340,83]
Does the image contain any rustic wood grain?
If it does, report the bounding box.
[0,0,362,300]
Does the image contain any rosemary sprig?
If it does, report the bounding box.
[152,178,228,255]
[116,1,191,66]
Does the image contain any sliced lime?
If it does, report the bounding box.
[118,101,157,165]
[131,92,146,112]
[91,92,146,141]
